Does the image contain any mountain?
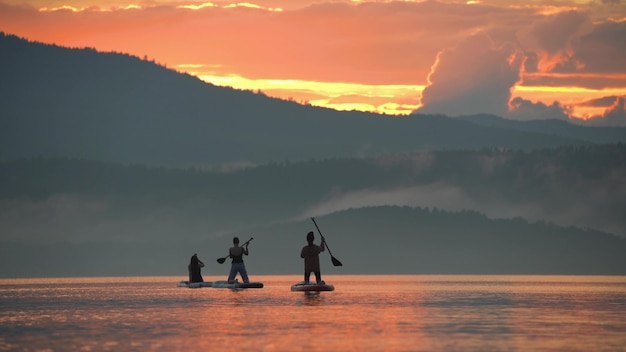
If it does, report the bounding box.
[2,33,625,277]
[457,114,626,144]
[3,144,625,238]
[2,206,625,277]
[2,32,620,167]
[1,152,625,277]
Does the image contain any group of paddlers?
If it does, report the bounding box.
[188,231,327,284]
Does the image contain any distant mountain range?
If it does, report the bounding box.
[1,154,625,276]
[457,114,626,144]
[2,32,625,167]
[1,204,625,277]
[2,32,625,277]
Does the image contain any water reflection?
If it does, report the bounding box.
[1,275,625,351]
[300,291,323,306]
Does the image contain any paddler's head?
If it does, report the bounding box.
[233,237,240,245]
[307,231,314,244]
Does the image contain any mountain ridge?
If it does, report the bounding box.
[2,33,625,277]
[2,148,624,242]
[2,205,625,277]
[457,114,626,144]
[3,32,620,167]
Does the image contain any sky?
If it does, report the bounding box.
[1,0,626,125]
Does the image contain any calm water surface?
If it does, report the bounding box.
[1,275,625,351]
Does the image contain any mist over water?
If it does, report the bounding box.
[1,275,625,351]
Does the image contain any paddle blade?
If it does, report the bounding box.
[331,256,343,267]
[217,257,227,264]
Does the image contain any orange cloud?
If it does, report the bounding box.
[1,0,625,121]
[418,33,524,116]
[180,65,423,114]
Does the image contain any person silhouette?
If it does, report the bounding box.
[227,237,250,283]
[188,253,205,283]
[300,231,326,284]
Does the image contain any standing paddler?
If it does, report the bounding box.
[300,231,326,284]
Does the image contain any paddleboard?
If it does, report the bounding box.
[177,280,213,288]
[290,281,335,292]
[211,280,264,289]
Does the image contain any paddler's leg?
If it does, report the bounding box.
[227,265,237,283]
[240,264,250,283]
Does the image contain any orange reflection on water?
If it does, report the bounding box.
[180,275,428,351]
[0,275,625,351]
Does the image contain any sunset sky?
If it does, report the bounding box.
[1,0,625,125]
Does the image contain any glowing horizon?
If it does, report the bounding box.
[1,0,625,123]
[178,64,624,117]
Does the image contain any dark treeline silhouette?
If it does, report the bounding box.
[284,206,626,275]
[2,144,624,206]
[1,143,625,242]
[2,33,626,277]
[3,32,624,167]
[458,114,626,144]
[1,206,625,277]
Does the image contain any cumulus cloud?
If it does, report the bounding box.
[506,97,571,121]
[416,33,524,116]
[1,0,625,119]
[520,10,590,72]
[0,0,562,86]
[520,18,626,90]
[413,9,625,123]
[583,96,626,126]
[568,19,626,74]
[578,95,626,108]
[505,94,626,125]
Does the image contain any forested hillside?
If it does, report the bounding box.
[3,33,623,167]
[2,144,624,237]
[1,144,625,276]
[2,33,625,277]
[458,114,626,144]
[1,206,625,277]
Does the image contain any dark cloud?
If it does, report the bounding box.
[578,95,626,107]
[529,10,589,55]
[507,97,571,121]
[414,11,625,118]
[416,33,523,116]
[1,0,624,118]
[521,73,626,90]
[507,95,626,126]
[583,97,626,126]
[567,19,626,74]
[604,97,626,124]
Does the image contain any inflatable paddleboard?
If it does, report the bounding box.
[291,281,335,292]
[177,280,213,288]
[211,280,264,289]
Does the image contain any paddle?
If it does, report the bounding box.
[216,237,254,264]
[311,217,343,267]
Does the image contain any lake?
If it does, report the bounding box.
[1,275,625,351]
